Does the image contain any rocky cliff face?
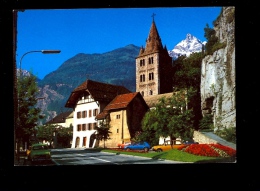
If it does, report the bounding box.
[200,7,235,130]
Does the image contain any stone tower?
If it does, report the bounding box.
[136,17,173,97]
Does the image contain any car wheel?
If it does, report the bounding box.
[144,148,148,152]
[157,148,162,152]
[126,148,130,151]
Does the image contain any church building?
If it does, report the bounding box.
[136,15,174,97]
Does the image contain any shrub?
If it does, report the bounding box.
[215,127,236,144]
[199,114,214,131]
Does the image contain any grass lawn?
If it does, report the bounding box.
[101,148,236,163]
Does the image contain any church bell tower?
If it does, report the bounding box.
[136,14,173,97]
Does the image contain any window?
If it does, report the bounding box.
[77,112,81,119]
[117,129,119,133]
[149,57,153,64]
[83,137,86,146]
[140,59,143,66]
[116,114,120,119]
[77,124,81,131]
[149,72,154,80]
[89,123,97,130]
[149,90,153,95]
[82,110,87,118]
[89,110,92,117]
[82,124,86,131]
[93,109,98,116]
[87,123,90,130]
[140,59,145,66]
[140,74,145,82]
[141,91,144,96]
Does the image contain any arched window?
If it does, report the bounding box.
[148,57,154,64]
[149,90,153,95]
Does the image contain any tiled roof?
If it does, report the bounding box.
[143,92,173,108]
[96,92,146,120]
[65,79,131,108]
[45,111,73,124]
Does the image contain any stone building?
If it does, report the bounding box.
[136,17,173,97]
[96,92,149,148]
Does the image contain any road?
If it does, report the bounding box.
[41,148,188,165]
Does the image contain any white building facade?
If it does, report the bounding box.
[71,96,99,148]
[65,79,131,149]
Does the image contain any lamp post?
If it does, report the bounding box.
[15,49,61,164]
[19,50,61,75]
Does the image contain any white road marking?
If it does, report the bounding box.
[90,157,119,165]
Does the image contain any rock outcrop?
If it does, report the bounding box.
[200,7,235,130]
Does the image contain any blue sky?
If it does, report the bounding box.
[16,7,222,79]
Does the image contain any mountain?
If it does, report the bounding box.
[168,33,206,60]
[19,34,206,124]
[34,44,140,123]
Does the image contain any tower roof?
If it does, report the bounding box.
[138,20,163,56]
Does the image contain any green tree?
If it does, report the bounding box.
[16,74,44,150]
[94,121,112,148]
[141,89,195,146]
[57,125,73,148]
[172,53,204,130]
[199,114,214,131]
[36,124,57,147]
[204,23,219,55]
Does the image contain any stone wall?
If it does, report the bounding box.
[193,131,218,144]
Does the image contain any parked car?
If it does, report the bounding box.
[117,142,131,149]
[27,143,51,162]
[151,140,187,152]
[124,141,151,152]
[183,140,199,145]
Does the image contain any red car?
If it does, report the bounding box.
[117,142,131,149]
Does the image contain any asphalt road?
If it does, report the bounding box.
[50,148,189,165]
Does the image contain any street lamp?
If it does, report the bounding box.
[19,50,61,74]
[15,49,61,163]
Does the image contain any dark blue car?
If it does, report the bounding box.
[124,141,151,152]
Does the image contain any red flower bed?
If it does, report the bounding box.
[178,143,236,157]
[209,144,236,157]
[181,144,220,157]
[110,143,236,158]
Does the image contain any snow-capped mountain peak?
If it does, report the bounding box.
[168,33,206,60]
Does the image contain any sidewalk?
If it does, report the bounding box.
[201,131,236,150]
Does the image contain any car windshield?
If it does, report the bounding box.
[33,145,48,150]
